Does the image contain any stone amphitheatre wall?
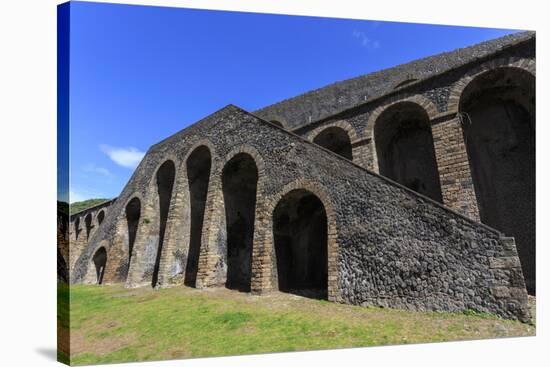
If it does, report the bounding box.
[274,38,536,292]
[72,106,530,321]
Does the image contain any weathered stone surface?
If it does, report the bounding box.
[256,32,534,129]
[66,33,534,323]
[70,103,530,322]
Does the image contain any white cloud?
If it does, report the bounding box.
[82,164,111,176]
[352,30,381,49]
[100,144,145,169]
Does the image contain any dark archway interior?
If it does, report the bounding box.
[375,102,443,202]
[185,146,212,287]
[85,213,93,241]
[273,189,328,299]
[93,247,107,284]
[125,197,141,271]
[152,160,176,288]
[222,153,258,292]
[74,217,81,240]
[460,68,535,293]
[97,210,105,226]
[313,126,353,160]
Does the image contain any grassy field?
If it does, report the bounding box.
[61,284,535,365]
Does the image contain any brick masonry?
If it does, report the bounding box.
[66,34,535,322]
[70,104,531,322]
[431,116,480,221]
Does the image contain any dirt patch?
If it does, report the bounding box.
[70,330,136,356]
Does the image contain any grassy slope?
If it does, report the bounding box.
[64,285,535,365]
[70,199,110,214]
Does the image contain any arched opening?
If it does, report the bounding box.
[374,102,443,202]
[74,217,81,240]
[125,197,141,272]
[273,189,328,299]
[459,67,535,293]
[85,213,93,241]
[270,120,284,128]
[185,146,212,287]
[313,126,353,160]
[92,247,107,284]
[152,160,176,288]
[222,153,258,292]
[97,210,105,226]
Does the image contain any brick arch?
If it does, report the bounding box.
[219,145,267,180]
[448,57,536,293]
[84,212,94,241]
[83,242,109,284]
[264,179,339,301]
[306,120,360,143]
[306,120,362,165]
[119,193,145,259]
[174,139,218,287]
[94,192,145,285]
[366,95,438,173]
[195,145,267,290]
[126,155,179,288]
[151,155,179,185]
[71,216,82,242]
[96,209,106,226]
[447,57,536,114]
[181,139,218,167]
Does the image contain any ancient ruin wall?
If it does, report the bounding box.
[286,40,535,292]
[68,200,114,279]
[72,105,530,321]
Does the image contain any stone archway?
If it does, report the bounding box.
[92,247,107,284]
[74,217,81,241]
[459,66,535,293]
[97,210,105,226]
[273,189,328,299]
[373,101,442,202]
[152,160,176,288]
[222,153,258,292]
[125,197,141,273]
[185,145,212,287]
[313,126,353,160]
[85,213,93,241]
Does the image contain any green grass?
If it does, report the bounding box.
[61,285,535,365]
[70,198,111,214]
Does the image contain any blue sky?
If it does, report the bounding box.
[66,1,519,202]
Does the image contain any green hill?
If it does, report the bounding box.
[70,198,111,214]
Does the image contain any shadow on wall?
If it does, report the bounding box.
[152,160,176,288]
[374,101,443,203]
[460,67,535,294]
[222,153,258,292]
[92,247,107,284]
[313,127,353,161]
[185,146,212,287]
[273,189,328,300]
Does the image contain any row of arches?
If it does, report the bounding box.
[73,209,106,242]
[92,149,331,299]
[305,65,535,293]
